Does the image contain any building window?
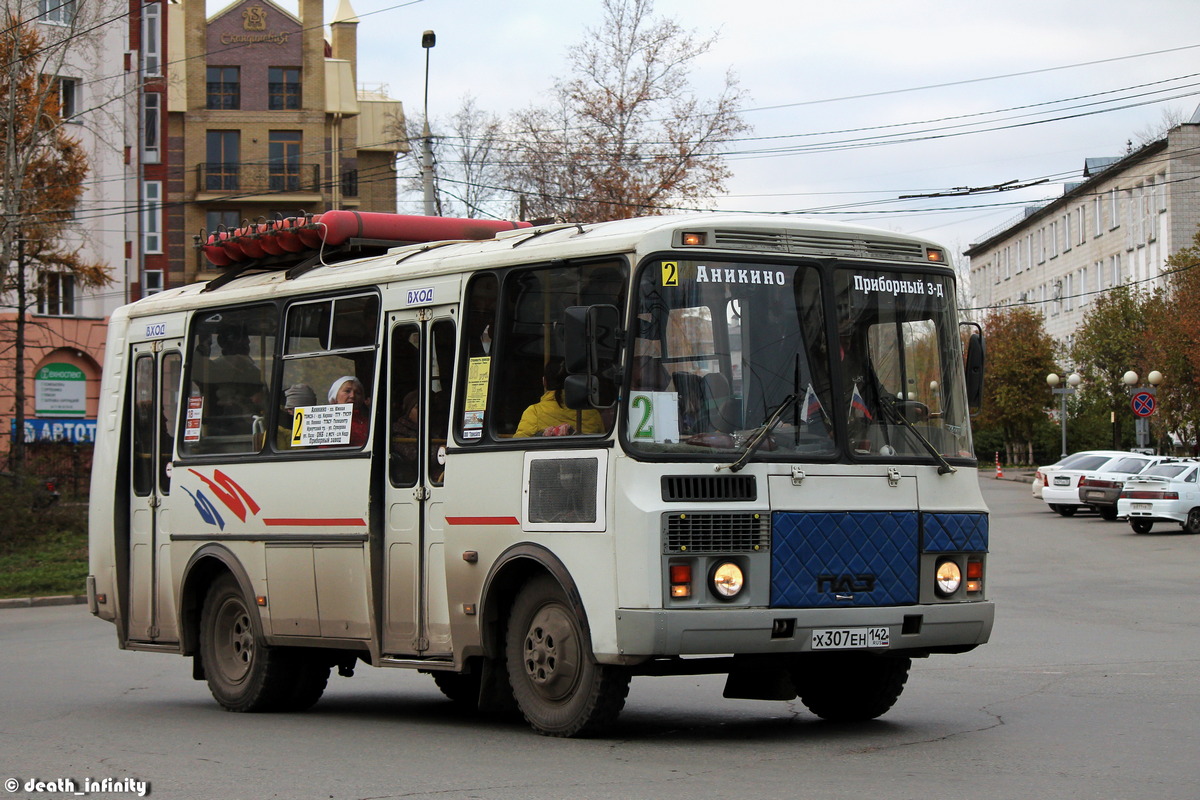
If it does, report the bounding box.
[1062,213,1071,252]
[37,272,76,316]
[1110,187,1121,228]
[206,209,241,234]
[52,76,79,120]
[268,130,303,191]
[1093,196,1103,236]
[143,269,163,295]
[206,67,240,109]
[38,0,76,25]
[205,130,240,190]
[268,67,301,110]
[143,181,162,253]
[1076,206,1086,246]
[143,2,161,77]
[142,92,160,163]
[1110,254,1121,285]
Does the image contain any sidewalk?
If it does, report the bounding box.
[0,594,87,610]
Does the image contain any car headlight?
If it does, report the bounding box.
[710,561,744,600]
[935,559,962,597]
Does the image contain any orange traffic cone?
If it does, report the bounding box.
[994,452,1004,479]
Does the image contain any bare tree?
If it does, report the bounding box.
[1133,106,1187,148]
[398,95,511,219]
[504,0,750,222]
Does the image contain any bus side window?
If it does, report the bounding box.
[457,274,497,443]
[277,294,379,452]
[389,323,421,486]
[181,304,274,456]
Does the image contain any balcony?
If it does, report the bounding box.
[196,163,328,202]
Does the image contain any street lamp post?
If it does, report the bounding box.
[420,30,437,216]
[1047,372,1081,459]
[1122,369,1163,452]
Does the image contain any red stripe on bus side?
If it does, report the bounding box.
[445,516,520,526]
[262,518,367,526]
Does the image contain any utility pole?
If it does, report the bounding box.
[421,30,437,216]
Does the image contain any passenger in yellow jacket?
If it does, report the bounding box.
[514,359,604,437]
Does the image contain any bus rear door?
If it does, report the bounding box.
[382,309,457,657]
[127,340,183,643]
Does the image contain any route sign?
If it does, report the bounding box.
[1131,391,1156,417]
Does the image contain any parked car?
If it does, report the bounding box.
[1076,453,1169,520]
[1040,452,1137,516]
[0,470,61,509]
[1117,459,1200,534]
[1032,450,1127,498]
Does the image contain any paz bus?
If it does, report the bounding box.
[88,211,992,737]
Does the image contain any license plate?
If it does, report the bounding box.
[1085,490,1105,499]
[811,627,890,650]
[1131,502,1151,511]
[1054,476,1070,486]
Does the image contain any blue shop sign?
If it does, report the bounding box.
[10,418,97,444]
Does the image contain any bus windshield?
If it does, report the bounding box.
[624,259,973,463]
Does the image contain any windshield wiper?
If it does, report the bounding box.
[879,395,957,475]
[719,394,798,473]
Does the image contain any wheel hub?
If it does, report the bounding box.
[522,605,580,700]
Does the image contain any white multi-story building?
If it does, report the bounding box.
[965,118,1200,351]
[1,0,148,458]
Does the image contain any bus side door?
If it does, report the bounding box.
[127,340,183,643]
[382,311,456,657]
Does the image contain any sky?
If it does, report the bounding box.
[275,0,1200,262]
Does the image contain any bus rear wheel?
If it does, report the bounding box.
[790,654,911,722]
[506,576,629,737]
[199,575,329,712]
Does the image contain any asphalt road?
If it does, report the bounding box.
[2,475,1199,800]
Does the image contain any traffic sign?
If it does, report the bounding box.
[1131,391,1156,417]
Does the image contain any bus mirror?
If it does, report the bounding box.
[564,306,589,374]
[961,322,985,411]
[564,305,622,377]
[563,374,592,410]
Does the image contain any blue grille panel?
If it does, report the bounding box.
[923,513,989,552]
[771,512,919,608]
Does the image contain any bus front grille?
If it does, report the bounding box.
[661,475,757,502]
[663,512,769,553]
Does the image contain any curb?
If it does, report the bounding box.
[0,594,88,610]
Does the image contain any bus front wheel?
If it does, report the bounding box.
[199,574,329,712]
[791,654,911,722]
[505,576,630,737]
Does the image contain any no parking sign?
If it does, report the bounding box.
[1131,391,1156,417]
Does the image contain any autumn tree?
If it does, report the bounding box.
[1069,285,1152,448]
[976,306,1056,465]
[1,12,111,468]
[1142,229,1200,449]
[504,0,750,222]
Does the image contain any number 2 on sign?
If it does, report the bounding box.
[661,261,679,287]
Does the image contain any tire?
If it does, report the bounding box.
[791,654,911,723]
[1054,505,1077,517]
[1184,508,1200,535]
[199,575,329,712]
[1099,506,1118,521]
[1130,519,1153,534]
[431,671,482,709]
[506,575,630,737]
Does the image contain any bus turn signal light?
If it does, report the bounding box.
[966,559,983,593]
[670,564,692,598]
[681,232,706,246]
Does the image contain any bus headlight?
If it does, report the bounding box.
[710,561,744,600]
[935,559,962,597]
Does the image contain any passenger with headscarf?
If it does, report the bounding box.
[329,375,370,447]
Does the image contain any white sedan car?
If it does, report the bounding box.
[1117,459,1200,534]
[1040,452,1133,516]
[1033,450,1127,499]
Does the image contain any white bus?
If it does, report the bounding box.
[88,211,992,737]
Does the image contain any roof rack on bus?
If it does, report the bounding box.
[194,211,532,290]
